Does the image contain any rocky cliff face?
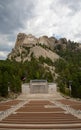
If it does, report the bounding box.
[8,33,80,62]
[15,33,38,47]
[8,33,59,62]
[15,33,57,49]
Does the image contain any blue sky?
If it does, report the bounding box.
[0,0,81,59]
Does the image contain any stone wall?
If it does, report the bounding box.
[22,83,57,94]
[22,83,30,94]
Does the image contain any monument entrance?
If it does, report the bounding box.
[30,80,48,94]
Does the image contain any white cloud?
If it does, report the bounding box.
[0,34,14,51]
[0,51,8,60]
[23,0,81,42]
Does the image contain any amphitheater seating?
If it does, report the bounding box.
[58,99,81,110]
[0,100,21,111]
[0,100,81,129]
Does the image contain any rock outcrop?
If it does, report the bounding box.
[15,33,58,49]
[15,33,38,48]
[8,33,60,62]
[8,33,80,62]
